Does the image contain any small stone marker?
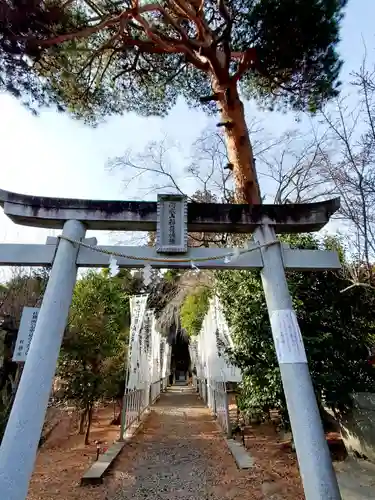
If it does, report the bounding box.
[226,438,254,469]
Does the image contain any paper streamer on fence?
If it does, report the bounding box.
[127,295,148,389]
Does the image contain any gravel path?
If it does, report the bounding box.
[110,386,266,500]
[335,458,375,499]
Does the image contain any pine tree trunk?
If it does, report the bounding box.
[84,404,93,445]
[214,80,261,205]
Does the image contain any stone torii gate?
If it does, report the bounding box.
[0,190,342,500]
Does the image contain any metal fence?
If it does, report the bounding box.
[200,378,208,405]
[120,378,170,440]
[211,380,231,437]
[192,374,198,391]
[150,380,162,404]
[196,377,231,437]
[121,387,147,439]
[161,376,169,392]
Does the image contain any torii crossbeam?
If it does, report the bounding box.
[0,188,339,232]
[0,189,340,270]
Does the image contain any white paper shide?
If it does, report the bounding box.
[270,309,307,364]
[127,295,148,389]
[12,307,40,363]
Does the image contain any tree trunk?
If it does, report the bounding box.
[213,80,261,205]
[111,399,122,425]
[84,404,93,445]
[79,409,87,435]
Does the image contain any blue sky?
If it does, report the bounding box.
[0,0,374,253]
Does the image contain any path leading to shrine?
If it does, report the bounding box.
[27,385,374,500]
[109,385,303,500]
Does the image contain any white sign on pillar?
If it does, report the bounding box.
[156,194,187,253]
[12,307,40,363]
[270,309,308,364]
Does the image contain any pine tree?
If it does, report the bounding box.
[2,0,347,202]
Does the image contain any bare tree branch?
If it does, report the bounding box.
[307,57,375,282]
[0,268,49,329]
[257,130,332,204]
[108,120,335,248]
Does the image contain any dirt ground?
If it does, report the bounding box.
[27,390,309,500]
[27,404,123,500]
[243,424,305,499]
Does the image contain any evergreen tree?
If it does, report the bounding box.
[3,0,347,203]
[58,270,131,443]
[216,234,375,426]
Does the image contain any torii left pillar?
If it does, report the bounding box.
[0,220,86,500]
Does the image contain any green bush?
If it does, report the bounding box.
[180,287,211,337]
[216,234,375,427]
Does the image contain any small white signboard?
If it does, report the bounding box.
[12,307,40,363]
[156,194,187,253]
[270,309,308,364]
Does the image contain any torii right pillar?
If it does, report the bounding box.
[254,224,342,500]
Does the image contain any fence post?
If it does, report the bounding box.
[254,225,341,500]
[0,220,86,500]
[137,390,141,420]
[120,389,129,441]
[212,383,217,417]
[224,389,232,438]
